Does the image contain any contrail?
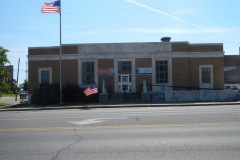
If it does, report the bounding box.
[126,0,218,33]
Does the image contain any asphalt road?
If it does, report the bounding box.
[0,105,240,160]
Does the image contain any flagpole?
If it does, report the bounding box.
[59,0,62,104]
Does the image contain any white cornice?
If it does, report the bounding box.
[28,51,224,61]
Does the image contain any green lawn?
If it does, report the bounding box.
[0,94,18,108]
[0,103,10,108]
[1,94,18,97]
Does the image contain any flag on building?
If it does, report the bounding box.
[41,0,61,13]
[84,87,98,96]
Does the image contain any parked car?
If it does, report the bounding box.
[231,86,240,93]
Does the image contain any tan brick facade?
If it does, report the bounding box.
[172,57,224,90]
[28,41,225,95]
[28,45,78,55]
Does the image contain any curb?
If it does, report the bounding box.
[1,101,240,112]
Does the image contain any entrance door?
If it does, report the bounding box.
[199,65,213,89]
[118,74,132,92]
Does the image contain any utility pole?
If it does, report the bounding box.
[15,58,20,101]
[25,62,28,80]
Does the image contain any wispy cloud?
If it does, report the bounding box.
[159,27,235,33]
[173,8,195,16]
[125,0,218,34]
[119,28,217,34]
[112,27,240,34]
[62,27,240,37]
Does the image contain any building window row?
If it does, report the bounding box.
[82,62,95,85]
[38,60,169,88]
[118,61,131,73]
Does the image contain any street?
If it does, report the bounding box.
[0,105,240,160]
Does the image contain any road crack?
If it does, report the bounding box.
[50,131,82,160]
[135,116,140,121]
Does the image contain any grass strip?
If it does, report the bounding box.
[2,94,18,98]
[0,103,10,108]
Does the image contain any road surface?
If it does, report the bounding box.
[0,105,240,160]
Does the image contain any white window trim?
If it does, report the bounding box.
[199,65,213,89]
[114,58,135,93]
[38,68,52,84]
[152,58,172,85]
[78,59,98,87]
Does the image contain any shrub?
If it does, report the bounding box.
[62,83,81,103]
[31,83,60,105]
[31,83,99,105]
[63,84,99,103]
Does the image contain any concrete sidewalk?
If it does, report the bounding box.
[1,97,240,112]
[0,97,21,106]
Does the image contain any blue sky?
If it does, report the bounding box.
[1,0,240,85]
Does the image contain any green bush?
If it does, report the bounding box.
[31,83,99,105]
[31,83,60,105]
[62,83,99,103]
[62,83,81,103]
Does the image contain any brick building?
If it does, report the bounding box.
[28,38,226,102]
[224,54,240,90]
[3,65,14,85]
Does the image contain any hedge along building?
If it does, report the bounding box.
[28,38,236,103]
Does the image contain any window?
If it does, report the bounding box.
[199,65,213,89]
[156,60,168,83]
[39,68,52,84]
[118,61,131,73]
[82,62,94,85]
[201,68,211,83]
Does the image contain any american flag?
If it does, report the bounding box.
[84,87,98,96]
[41,0,60,13]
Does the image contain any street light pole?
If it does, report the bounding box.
[15,58,20,101]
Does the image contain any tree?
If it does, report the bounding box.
[19,79,28,91]
[0,46,10,95]
[11,79,18,93]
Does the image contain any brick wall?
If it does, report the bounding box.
[28,60,78,94]
[172,57,224,89]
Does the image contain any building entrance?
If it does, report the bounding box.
[118,74,132,92]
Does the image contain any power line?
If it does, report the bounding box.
[9,51,27,52]
[1,17,239,33]
[0,2,239,17]
[163,2,240,9]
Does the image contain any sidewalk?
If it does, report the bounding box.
[1,97,240,112]
[0,97,21,106]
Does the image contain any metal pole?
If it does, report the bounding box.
[25,62,28,80]
[59,0,62,104]
[15,58,20,101]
